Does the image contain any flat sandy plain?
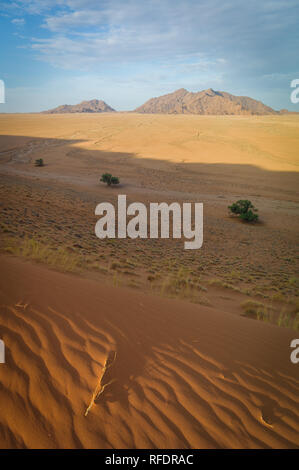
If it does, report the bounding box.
[0,113,298,448]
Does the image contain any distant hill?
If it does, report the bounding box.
[134,88,278,115]
[279,109,299,115]
[41,91,296,116]
[43,99,116,114]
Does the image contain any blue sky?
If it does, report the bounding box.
[0,0,298,112]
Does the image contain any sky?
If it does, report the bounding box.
[0,0,299,112]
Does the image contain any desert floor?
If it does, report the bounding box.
[0,113,298,448]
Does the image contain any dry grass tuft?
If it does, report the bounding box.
[241,300,265,316]
[241,299,299,330]
[3,236,83,273]
[85,350,117,417]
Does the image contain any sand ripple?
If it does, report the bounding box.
[0,255,298,448]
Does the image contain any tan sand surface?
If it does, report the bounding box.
[0,255,298,449]
[0,113,298,448]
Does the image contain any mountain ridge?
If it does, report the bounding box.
[134,88,278,115]
[40,90,297,115]
[43,99,116,114]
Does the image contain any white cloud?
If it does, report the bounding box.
[1,0,299,111]
[24,1,296,72]
[1,1,297,73]
[11,17,25,25]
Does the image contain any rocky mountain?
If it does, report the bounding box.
[43,99,116,114]
[134,88,277,115]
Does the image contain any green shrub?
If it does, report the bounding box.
[35,158,44,167]
[100,173,120,186]
[239,209,258,222]
[228,200,258,222]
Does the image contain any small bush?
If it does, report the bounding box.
[35,158,44,167]
[100,173,120,186]
[228,200,258,222]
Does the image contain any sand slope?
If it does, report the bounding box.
[0,255,298,449]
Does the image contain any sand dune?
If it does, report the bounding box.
[0,113,298,449]
[0,255,298,449]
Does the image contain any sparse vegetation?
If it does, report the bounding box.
[1,176,297,315]
[241,299,265,316]
[156,267,207,302]
[228,200,258,222]
[241,299,299,330]
[100,173,120,186]
[207,277,244,293]
[3,236,82,273]
[277,311,299,330]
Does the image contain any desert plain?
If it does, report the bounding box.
[0,112,298,448]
